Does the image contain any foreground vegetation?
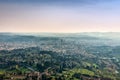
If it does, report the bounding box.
[0,33,120,80]
[0,47,120,80]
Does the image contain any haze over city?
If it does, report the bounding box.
[1,1,120,80]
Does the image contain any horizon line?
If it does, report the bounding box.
[0,31,120,34]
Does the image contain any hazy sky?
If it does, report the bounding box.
[0,0,120,33]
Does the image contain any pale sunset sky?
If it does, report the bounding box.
[0,0,120,33]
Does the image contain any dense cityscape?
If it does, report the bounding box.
[0,33,120,80]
